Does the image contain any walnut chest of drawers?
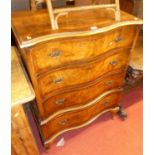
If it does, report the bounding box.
[12,8,142,147]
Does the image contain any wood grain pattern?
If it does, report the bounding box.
[30,26,136,75]
[44,106,120,145]
[14,27,138,120]
[41,90,122,142]
[42,70,126,118]
[38,48,129,99]
[11,9,142,48]
[12,106,39,155]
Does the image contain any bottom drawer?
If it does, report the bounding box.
[41,89,122,144]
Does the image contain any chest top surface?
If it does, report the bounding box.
[12,9,142,48]
[11,47,35,107]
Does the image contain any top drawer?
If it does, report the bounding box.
[30,26,137,75]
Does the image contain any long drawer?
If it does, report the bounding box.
[41,90,122,143]
[30,26,137,75]
[42,70,126,118]
[38,48,129,99]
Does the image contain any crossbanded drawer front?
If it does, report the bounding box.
[41,91,122,142]
[38,48,129,99]
[42,70,126,118]
[30,26,136,74]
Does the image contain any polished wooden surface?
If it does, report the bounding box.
[12,9,142,48]
[11,47,39,155]
[11,46,35,106]
[41,90,122,142]
[30,26,136,75]
[12,8,142,147]
[42,70,125,118]
[38,48,129,99]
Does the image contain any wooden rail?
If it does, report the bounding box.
[31,0,121,30]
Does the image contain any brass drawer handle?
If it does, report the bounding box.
[109,60,118,66]
[59,119,68,126]
[53,77,64,84]
[114,36,123,42]
[48,50,62,58]
[55,98,65,105]
[103,101,109,106]
[106,80,113,86]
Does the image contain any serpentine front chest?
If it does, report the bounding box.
[12,8,142,147]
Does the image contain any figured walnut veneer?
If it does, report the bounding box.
[30,26,136,75]
[12,8,142,147]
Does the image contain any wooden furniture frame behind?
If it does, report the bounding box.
[31,0,121,30]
